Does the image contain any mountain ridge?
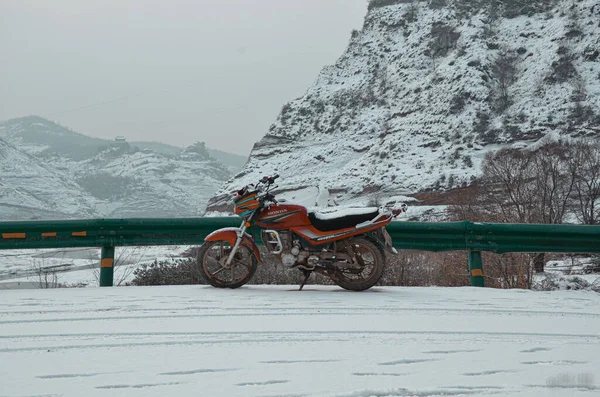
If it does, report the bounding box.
[207,0,600,215]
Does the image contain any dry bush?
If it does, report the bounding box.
[431,251,471,287]
[379,250,470,287]
[481,252,534,289]
[380,251,433,286]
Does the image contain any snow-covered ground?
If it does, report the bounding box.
[1,285,598,396]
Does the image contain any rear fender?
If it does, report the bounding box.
[368,227,398,255]
[205,228,263,263]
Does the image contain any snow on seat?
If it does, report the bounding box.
[307,207,381,232]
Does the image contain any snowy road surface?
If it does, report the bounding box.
[1,285,599,397]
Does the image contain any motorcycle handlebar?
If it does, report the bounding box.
[259,174,279,185]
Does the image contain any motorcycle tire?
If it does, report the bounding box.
[197,240,258,289]
[333,237,385,291]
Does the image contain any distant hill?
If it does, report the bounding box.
[131,140,248,172]
[0,115,109,160]
[0,116,248,220]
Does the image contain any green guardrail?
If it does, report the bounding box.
[1,218,599,287]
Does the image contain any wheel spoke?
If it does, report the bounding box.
[232,258,251,270]
[212,266,227,276]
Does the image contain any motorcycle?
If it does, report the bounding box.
[197,175,407,291]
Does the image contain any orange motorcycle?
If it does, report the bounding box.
[198,175,407,291]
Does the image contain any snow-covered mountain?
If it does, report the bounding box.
[0,116,242,220]
[208,0,600,214]
[0,137,97,220]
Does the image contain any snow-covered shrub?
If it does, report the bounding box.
[449,92,467,114]
[549,46,578,83]
[491,49,518,112]
[132,259,201,286]
[403,1,420,22]
[503,0,558,18]
[367,0,406,11]
[532,273,600,292]
[462,155,473,167]
[473,111,490,136]
[427,22,460,58]
[428,0,447,9]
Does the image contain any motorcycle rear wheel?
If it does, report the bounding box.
[333,237,384,291]
[197,240,257,289]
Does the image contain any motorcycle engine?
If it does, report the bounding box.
[262,230,310,268]
[277,231,308,268]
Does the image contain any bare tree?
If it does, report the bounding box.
[480,149,538,223]
[478,142,577,272]
[530,143,577,225]
[570,140,600,224]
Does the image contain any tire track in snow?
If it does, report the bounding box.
[160,368,239,375]
[463,370,519,376]
[95,381,185,389]
[237,380,290,386]
[379,359,438,365]
[1,330,598,353]
[423,349,482,354]
[0,337,324,353]
[2,330,598,342]
[1,306,598,319]
[261,359,339,364]
[352,372,409,377]
[520,347,552,353]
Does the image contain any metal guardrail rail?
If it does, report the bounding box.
[1,218,599,287]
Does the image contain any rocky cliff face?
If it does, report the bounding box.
[207,0,600,215]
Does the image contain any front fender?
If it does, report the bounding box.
[205,228,263,263]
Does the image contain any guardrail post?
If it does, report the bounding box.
[468,251,484,287]
[100,246,115,287]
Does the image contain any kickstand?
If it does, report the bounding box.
[299,270,312,291]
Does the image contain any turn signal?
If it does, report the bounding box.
[245,222,251,228]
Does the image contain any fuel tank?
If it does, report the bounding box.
[255,204,311,229]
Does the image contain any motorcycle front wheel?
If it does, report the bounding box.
[197,240,257,289]
[333,237,384,291]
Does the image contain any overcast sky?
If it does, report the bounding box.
[0,0,367,155]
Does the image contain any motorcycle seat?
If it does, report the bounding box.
[307,207,381,232]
